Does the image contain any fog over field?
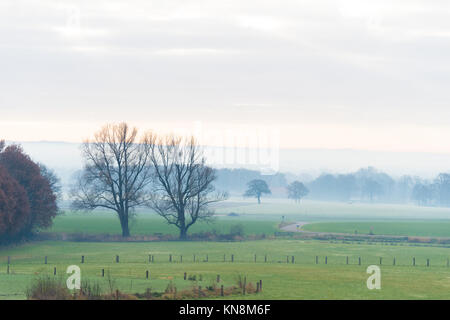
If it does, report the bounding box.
[14,141,450,186]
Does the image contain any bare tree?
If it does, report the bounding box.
[147,134,227,240]
[71,123,153,237]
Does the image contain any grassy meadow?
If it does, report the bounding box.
[2,198,450,300]
[302,221,450,238]
[3,240,450,300]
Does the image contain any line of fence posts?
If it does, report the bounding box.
[7,253,450,267]
[6,254,450,280]
[7,253,446,268]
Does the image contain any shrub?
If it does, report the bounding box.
[26,276,72,300]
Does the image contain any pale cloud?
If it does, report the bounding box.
[1,0,450,153]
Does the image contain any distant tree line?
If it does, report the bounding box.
[0,141,60,244]
[219,166,450,207]
[410,173,450,207]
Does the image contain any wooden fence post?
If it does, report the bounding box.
[379,257,382,265]
[7,256,10,265]
[393,257,396,266]
[184,272,187,280]
[413,257,415,266]
[102,269,105,277]
[180,255,183,263]
[243,277,246,295]
[315,256,318,264]
[193,254,196,262]
[265,255,267,263]
[54,267,56,275]
[325,256,327,264]
[7,265,10,274]
[427,259,430,267]
[116,255,119,263]
[217,275,220,283]
[169,254,172,263]
[259,280,263,292]
[358,257,361,265]
[146,270,149,279]
[221,285,224,296]
[231,255,234,263]
[81,256,84,264]
[45,256,47,264]
[291,256,294,264]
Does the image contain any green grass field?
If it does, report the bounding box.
[2,240,450,300]
[49,198,450,237]
[3,199,450,300]
[303,221,450,238]
[49,212,279,236]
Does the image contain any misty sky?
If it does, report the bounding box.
[2,0,450,153]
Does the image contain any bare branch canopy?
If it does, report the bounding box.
[147,134,228,239]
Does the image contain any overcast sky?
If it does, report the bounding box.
[2,0,450,153]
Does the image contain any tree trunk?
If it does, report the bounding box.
[178,208,188,240]
[119,212,130,237]
[122,225,130,237]
[179,227,187,240]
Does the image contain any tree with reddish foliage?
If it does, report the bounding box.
[0,165,30,242]
[0,144,58,237]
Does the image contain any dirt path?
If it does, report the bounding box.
[280,221,311,232]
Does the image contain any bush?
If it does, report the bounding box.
[26,276,72,300]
